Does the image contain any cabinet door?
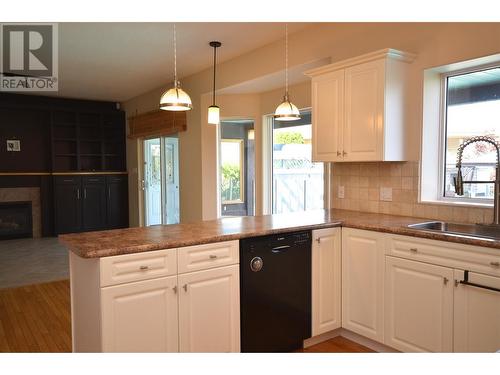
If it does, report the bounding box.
[344,59,384,161]
[106,175,129,229]
[101,276,179,352]
[82,179,107,231]
[342,228,385,342]
[385,256,453,352]
[311,70,344,162]
[178,265,240,352]
[454,270,500,352]
[54,178,81,234]
[312,227,341,336]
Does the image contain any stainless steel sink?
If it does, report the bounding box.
[407,221,500,241]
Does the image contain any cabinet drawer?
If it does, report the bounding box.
[100,248,177,287]
[55,176,81,185]
[178,240,239,274]
[386,234,500,277]
[83,175,105,185]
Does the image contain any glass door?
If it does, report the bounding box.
[143,135,180,226]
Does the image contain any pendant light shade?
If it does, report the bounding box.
[274,24,300,122]
[160,24,193,111]
[208,41,222,125]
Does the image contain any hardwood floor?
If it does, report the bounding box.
[299,336,375,353]
[0,280,71,352]
[0,279,373,353]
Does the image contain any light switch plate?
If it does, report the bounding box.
[338,186,345,199]
[380,187,393,201]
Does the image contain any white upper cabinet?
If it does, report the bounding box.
[306,49,415,162]
[312,227,342,336]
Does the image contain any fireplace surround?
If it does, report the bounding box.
[0,201,33,240]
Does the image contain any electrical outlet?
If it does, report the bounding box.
[338,186,345,199]
[380,187,393,202]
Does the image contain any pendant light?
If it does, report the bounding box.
[160,24,193,111]
[274,24,300,121]
[208,41,222,124]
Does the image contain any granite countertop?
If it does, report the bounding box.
[59,209,500,258]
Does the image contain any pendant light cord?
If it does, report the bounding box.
[212,44,217,106]
[285,23,288,99]
[174,24,177,87]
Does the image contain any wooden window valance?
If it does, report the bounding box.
[128,109,187,139]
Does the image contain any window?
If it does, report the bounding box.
[270,110,326,214]
[220,139,244,204]
[219,119,255,217]
[441,66,500,202]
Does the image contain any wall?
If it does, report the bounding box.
[122,23,500,224]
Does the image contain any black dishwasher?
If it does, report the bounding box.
[240,231,312,352]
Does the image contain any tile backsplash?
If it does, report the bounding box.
[330,161,493,224]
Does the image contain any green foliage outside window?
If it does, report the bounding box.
[274,131,304,145]
[221,163,241,202]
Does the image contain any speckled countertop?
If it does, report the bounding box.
[59,209,500,258]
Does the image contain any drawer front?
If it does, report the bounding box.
[55,175,81,185]
[100,248,177,287]
[83,175,106,185]
[178,240,239,274]
[386,234,500,277]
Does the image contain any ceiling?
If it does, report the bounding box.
[49,23,312,102]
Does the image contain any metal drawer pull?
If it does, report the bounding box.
[139,265,149,271]
[409,248,418,253]
[459,270,500,293]
[490,261,500,267]
[209,255,218,259]
[443,277,449,285]
[183,284,188,292]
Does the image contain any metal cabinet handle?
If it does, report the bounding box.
[443,277,449,285]
[490,261,500,267]
[183,284,188,292]
[173,285,178,294]
[342,151,347,156]
[336,151,341,156]
[209,255,218,259]
[83,188,87,199]
[76,188,80,200]
[139,265,149,271]
[108,187,111,199]
[315,238,321,243]
[410,248,418,253]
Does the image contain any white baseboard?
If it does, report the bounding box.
[303,328,399,353]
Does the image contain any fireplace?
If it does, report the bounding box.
[0,201,33,240]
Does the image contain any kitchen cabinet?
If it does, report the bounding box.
[178,265,240,352]
[341,228,385,342]
[54,174,128,234]
[101,276,179,352]
[305,49,415,162]
[312,227,342,336]
[384,256,454,352]
[70,240,240,353]
[454,270,500,352]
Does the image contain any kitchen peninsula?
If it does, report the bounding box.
[61,209,500,353]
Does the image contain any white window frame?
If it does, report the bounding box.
[437,62,499,206]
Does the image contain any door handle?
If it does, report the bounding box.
[271,245,291,253]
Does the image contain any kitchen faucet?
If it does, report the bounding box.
[454,135,500,226]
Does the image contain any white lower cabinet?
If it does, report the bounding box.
[101,275,179,353]
[453,270,500,352]
[178,265,240,352]
[341,228,385,342]
[384,256,453,352]
[311,227,342,336]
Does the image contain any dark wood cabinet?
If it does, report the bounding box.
[54,177,82,234]
[54,174,128,235]
[82,176,107,231]
[106,175,129,229]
